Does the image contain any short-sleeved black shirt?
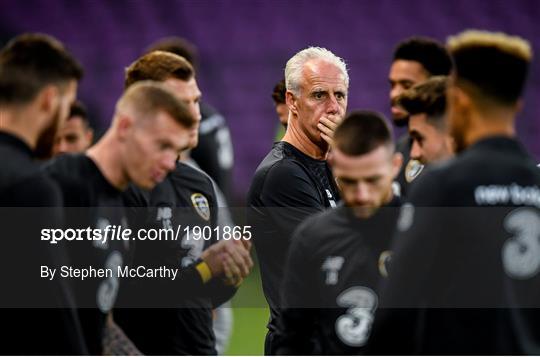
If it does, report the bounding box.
[275,198,400,355]
[45,154,128,355]
[247,141,340,332]
[0,132,87,355]
[369,137,540,354]
[117,162,235,355]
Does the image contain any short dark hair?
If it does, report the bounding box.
[272,79,286,104]
[145,37,198,66]
[398,76,447,128]
[334,110,394,156]
[118,80,196,129]
[68,100,90,126]
[393,37,452,76]
[125,51,194,89]
[0,33,83,105]
[447,30,532,106]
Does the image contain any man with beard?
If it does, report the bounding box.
[388,37,452,195]
[53,100,94,155]
[45,81,195,355]
[114,50,252,355]
[397,76,454,172]
[0,33,86,354]
[247,47,346,354]
[369,30,540,354]
[274,111,402,355]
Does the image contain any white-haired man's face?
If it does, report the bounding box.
[287,59,348,149]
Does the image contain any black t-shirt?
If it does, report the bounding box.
[116,162,234,355]
[190,101,234,202]
[0,132,88,355]
[247,141,340,332]
[44,154,128,355]
[369,137,540,354]
[274,198,400,355]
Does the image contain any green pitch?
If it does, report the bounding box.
[225,265,269,355]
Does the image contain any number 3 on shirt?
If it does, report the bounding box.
[335,286,378,347]
[502,208,540,279]
[97,251,123,313]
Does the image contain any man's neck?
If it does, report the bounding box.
[86,133,128,190]
[178,150,190,162]
[0,109,41,150]
[282,121,328,160]
[464,111,515,149]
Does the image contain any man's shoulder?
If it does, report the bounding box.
[407,145,540,207]
[1,169,63,207]
[253,143,313,183]
[0,141,39,188]
[254,158,318,200]
[293,206,347,245]
[123,183,150,207]
[43,154,101,205]
[169,162,215,199]
[406,159,453,206]
[174,161,213,184]
[199,101,227,135]
[44,153,92,181]
[248,143,326,208]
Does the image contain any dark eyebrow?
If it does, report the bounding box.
[409,130,423,139]
[338,176,356,184]
[399,79,415,86]
[366,175,382,182]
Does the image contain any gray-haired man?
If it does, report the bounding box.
[247,47,348,354]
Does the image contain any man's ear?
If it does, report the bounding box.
[392,151,403,179]
[37,85,60,119]
[451,84,474,117]
[116,114,134,141]
[456,86,471,108]
[85,128,94,148]
[286,90,298,116]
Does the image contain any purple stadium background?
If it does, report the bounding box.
[1,0,538,203]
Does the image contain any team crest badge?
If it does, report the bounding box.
[405,159,424,183]
[191,193,210,221]
[378,250,392,278]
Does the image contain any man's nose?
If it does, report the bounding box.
[390,86,403,102]
[162,153,177,172]
[327,95,339,114]
[190,103,202,123]
[355,182,370,202]
[55,140,68,154]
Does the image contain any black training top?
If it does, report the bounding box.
[369,136,540,355]
[44,153,128,355]
[117,161,235,355]
[191,101,234,202]
[275,197,401,355]
[247,141,340,332]
[0,132,87,355]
